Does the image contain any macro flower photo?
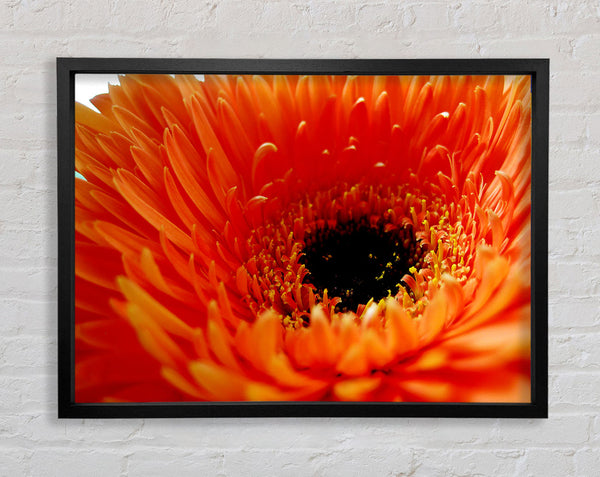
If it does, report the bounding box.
[74,72,531,403]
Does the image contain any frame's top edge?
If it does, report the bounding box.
[56,57,551,60]
[57,57,550,75]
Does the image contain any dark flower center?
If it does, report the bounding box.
[302,218,426,313]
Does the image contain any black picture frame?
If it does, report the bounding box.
[57,58,548,418]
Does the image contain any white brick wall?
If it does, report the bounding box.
[0,0,598,475]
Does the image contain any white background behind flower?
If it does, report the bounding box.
[75,74,205,110]
[1,1,598,476]
[75,74,119,110]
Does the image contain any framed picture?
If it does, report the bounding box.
[57,58,548,418]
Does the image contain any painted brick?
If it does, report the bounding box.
[0,335,56,375]
[572,34,600,65]
[221,2,309,34]
[551,112,588,143]
[221,447,415,477]
[494,415,590,445]
[551,373,600,407]
[30,450,122,477]
[551,332,600,369]
[407,3,454,32]
[521,449,576,477]
[165,2,219,31]
[587,112,600,145]
[478,37,576,72]
[453,2,500,33]
[582,226,600,256]
[0,150,46,187]
[2,299,56,335]
[413,448,522,477]
[548,261,600,298]
[549,189,598,220]
[545,1,600,35]
[308,2,357,31]
[62,419,146,444]
[0,449,33,477]
[0,267,56,299]
[126,449,224,477]
[63,1,114,30]
[356,3,403,33]
[0,188,56,227]
[549,296,600,328]
[63,37,178,58]
[548,225,582,257]
[12,0,67,32]
[550,145,600,186]
[103,2,170,32]
[552,71,600,108]
[575,448,600,477]
[593,416,600,445]
[0,376,49,413]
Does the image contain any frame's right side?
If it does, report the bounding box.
[530,59,549,418]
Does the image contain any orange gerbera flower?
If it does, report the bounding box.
[75,73,531,403]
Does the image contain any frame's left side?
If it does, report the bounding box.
[57,58,76,417]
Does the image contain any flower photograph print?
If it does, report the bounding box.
[64,61,543,414]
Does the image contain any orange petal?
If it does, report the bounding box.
[333,377,381,401]
[336,342,369,377]
[117,276,193,339]
[188,361,246,401]
[385,298,419,355]
[75,102,115,135]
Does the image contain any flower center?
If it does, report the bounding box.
[237,181,474,329]
[301,218,424,313]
